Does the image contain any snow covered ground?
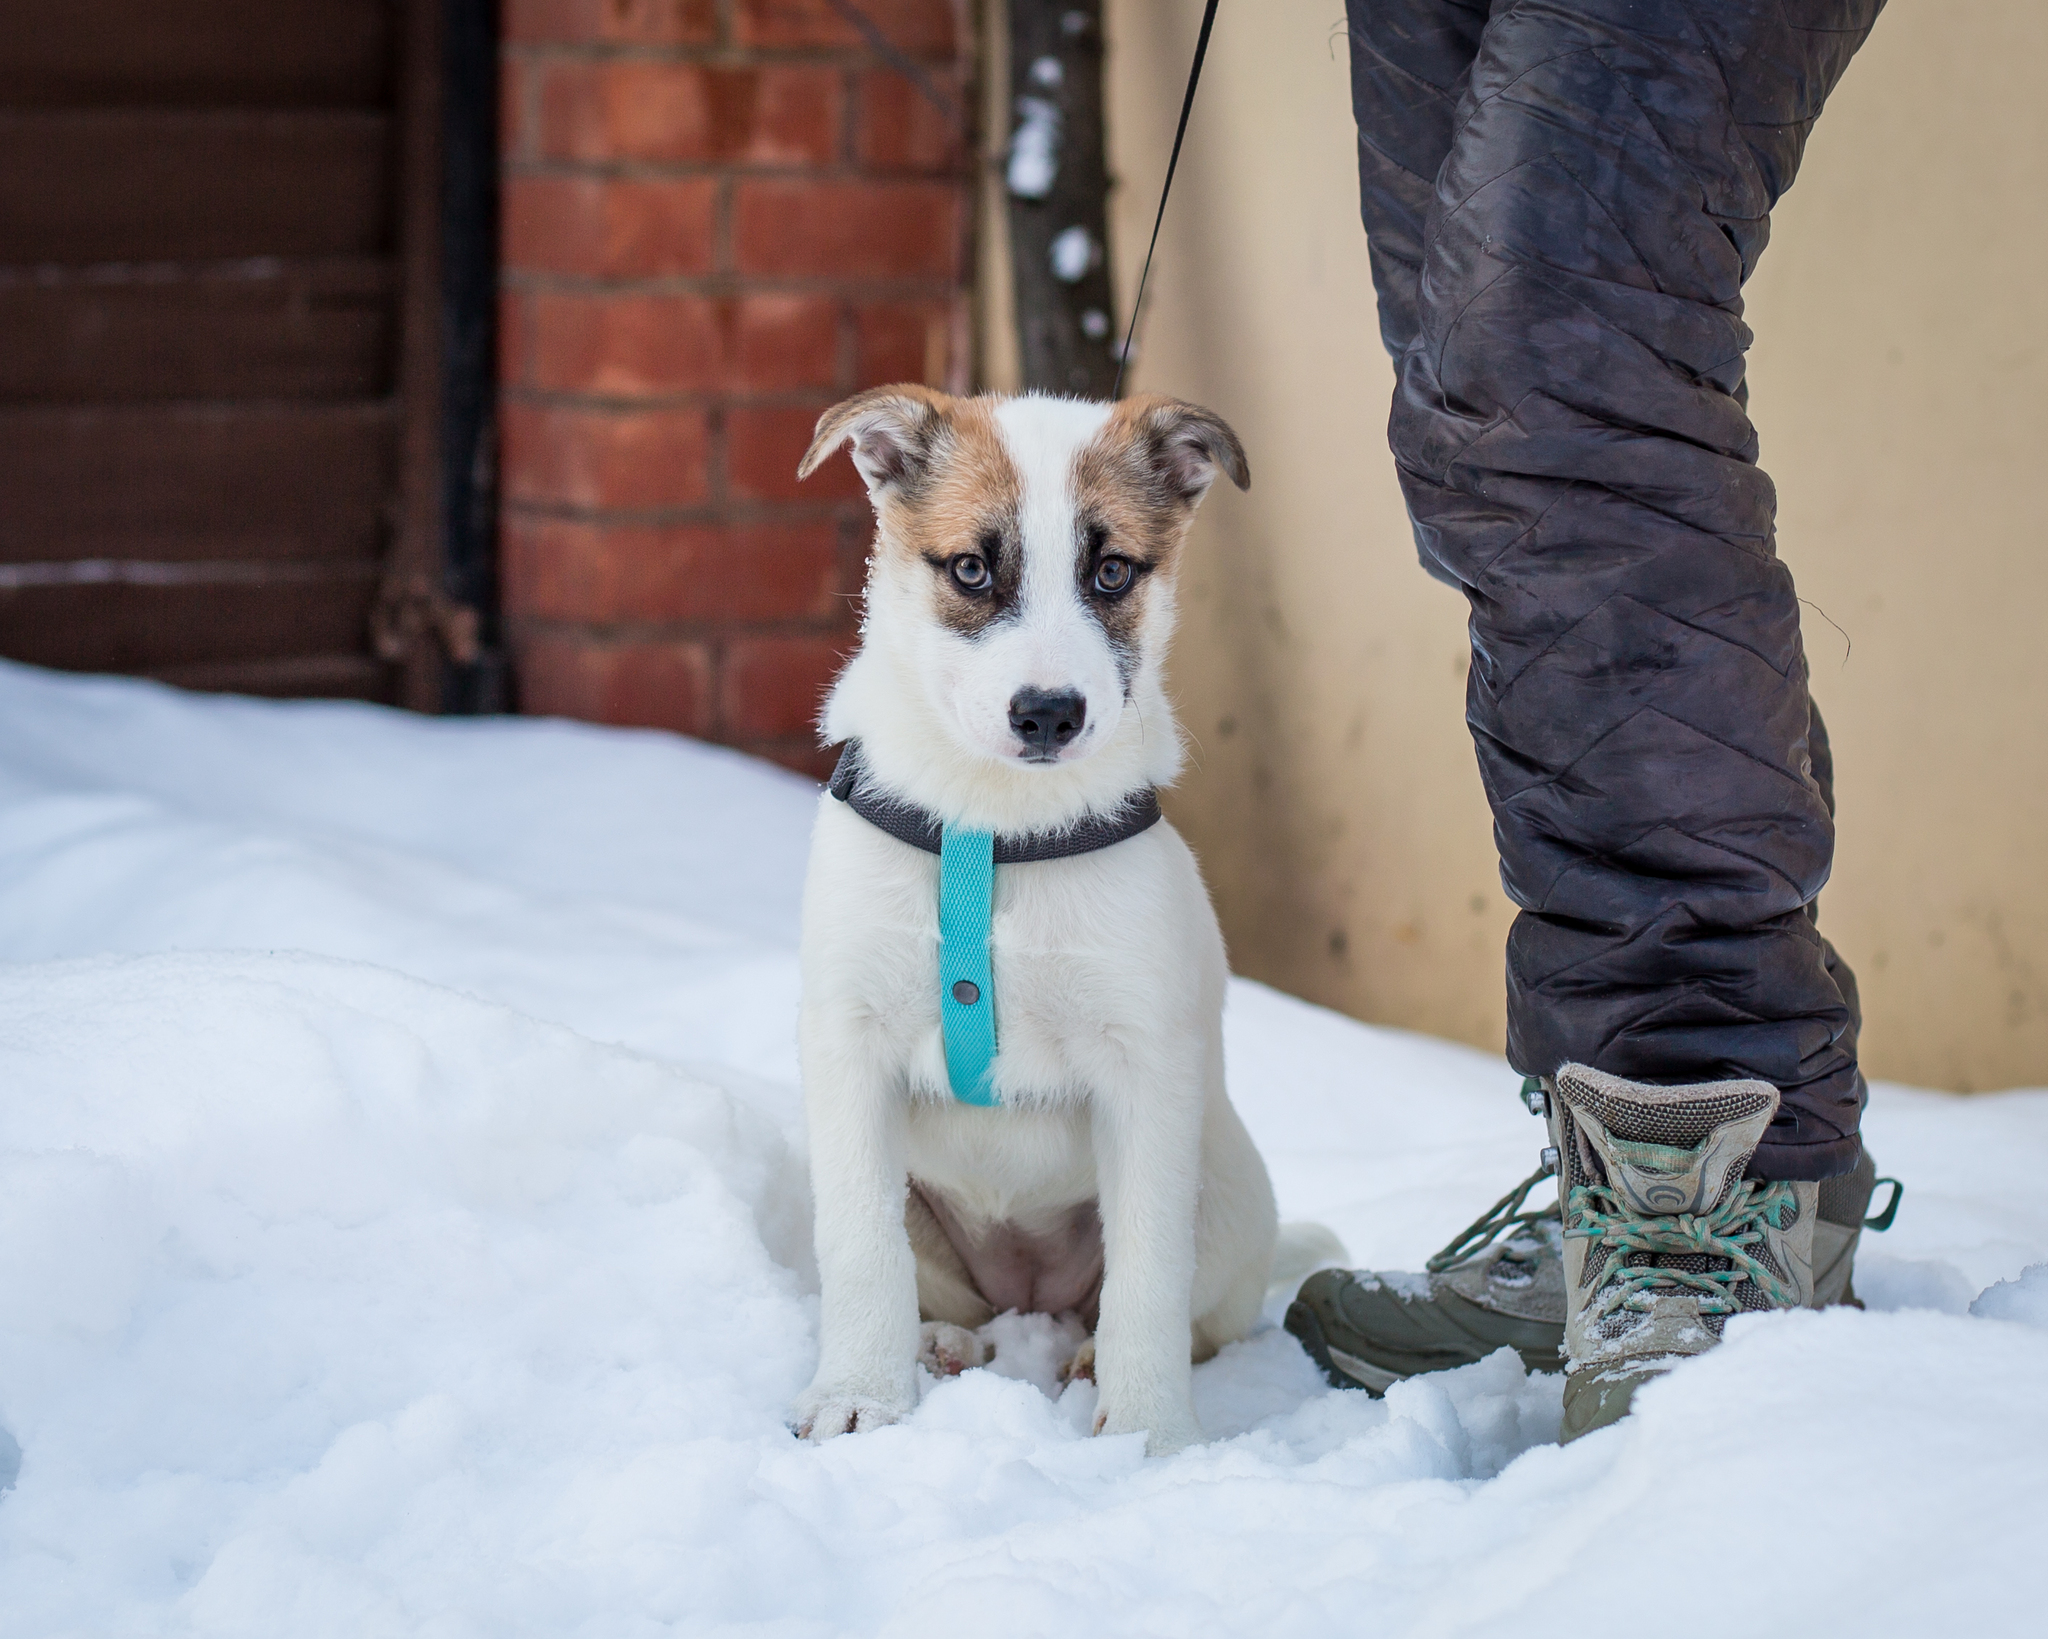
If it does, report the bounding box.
[0,659,2042,1637]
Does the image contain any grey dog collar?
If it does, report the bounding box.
[827,742,1162,863]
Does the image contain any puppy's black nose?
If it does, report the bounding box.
[1008,688,1086,757]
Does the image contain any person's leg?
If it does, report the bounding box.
[1391,0,1881,1180]
[1343,0,1875,1163]
[1294,0,1890,1416]
[1343,0,1490,364]
[1805,696,1865,1073]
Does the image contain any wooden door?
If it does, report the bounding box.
[0,0,478,707]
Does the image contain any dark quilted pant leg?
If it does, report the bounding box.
[1805,697,1864,1094]
[1372,0,1881,1179]
[1344,0,1490,362]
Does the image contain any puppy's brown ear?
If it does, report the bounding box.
[797,385,952,492]
[1127,396,1251,500]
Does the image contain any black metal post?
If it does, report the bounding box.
[1005,0,1120,398]
[439,0,505,713]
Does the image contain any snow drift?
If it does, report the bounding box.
[0,661,2041,1637]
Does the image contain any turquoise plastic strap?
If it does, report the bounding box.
[938,826,1000,1107]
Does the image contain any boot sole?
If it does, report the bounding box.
[1284,1298,1385,1396]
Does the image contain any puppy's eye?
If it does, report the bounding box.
[950,554,992,594]
[1092,556,1135,596]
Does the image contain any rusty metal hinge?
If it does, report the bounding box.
[372,570,482,667]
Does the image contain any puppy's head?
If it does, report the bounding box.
[800,387,1247,770]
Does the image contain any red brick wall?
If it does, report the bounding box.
[499,0,973,773]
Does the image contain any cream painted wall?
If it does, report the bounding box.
[980,1,2048,1092]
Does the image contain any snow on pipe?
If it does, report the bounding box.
[1049,226,1099,283]
[1008,94,1061,199]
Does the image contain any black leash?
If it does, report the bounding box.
[1113,0,1224,400]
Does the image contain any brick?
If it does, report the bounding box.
[537,61,841,166]
[505,0,718,44]
[735,0,954,54]
[504,176,717,278]
[501,401,711,510]
[733,179,961,279]
[726,403,866,502]
[856,68,967,173]
[498,290,533,388]
[529,292,717,395]
[502,515,843,623]
[500,55,535,163]
[720,292,843,392]
[853,299,951,388]
[719,633,851,739]
[516,633,714,737]
[527,292,838,396]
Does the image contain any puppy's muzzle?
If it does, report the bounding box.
[1008,688,1086,761]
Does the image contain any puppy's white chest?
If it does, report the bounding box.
[801,798,1219,1106]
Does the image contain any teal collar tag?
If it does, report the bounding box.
[938,827,1000,1106]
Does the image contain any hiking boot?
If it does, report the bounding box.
[1551,1063,1815,1441]
[1815,1143,1898,1307]
[1286,1159,1567,1391]
[1286,1077,1900,1409]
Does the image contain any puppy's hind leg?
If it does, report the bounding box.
[1060,1336,1096,1384]
[906,1183,996,1330]
[918,1322,990,1377]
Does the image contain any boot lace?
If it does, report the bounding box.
[1565,1177,1801,1318]
[1424,1159,1559,1274]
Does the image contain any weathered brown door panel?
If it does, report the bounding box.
[0,569,380,672]
[150,652,388,698]
[0,403,395,563]
[0,111,390,263]
[0,0,471,705]
[0,0,391,108]
[0,260,393,403]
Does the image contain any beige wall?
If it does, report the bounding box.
[980,1,2048,1093]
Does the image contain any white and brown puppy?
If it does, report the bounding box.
[791,386,1277,1455]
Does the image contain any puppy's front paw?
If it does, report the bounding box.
[1092,1399,1202,1456]
[917,1322,990,1378]
[792,1388,910,1442]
